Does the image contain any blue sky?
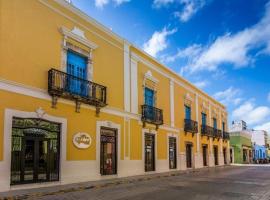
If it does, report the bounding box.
[72,0,270,132]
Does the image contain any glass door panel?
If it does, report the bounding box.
[38,140,48,181]
[24,139,35,182]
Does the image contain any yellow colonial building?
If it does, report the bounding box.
[0,0,230,192]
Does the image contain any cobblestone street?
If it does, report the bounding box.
[1,166,270,200]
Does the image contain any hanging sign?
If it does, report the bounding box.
[73,132,92,149]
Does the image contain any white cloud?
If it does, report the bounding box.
[113,0,130,5]
[95,0,109,8]
[174,0,206,22]
[193,80,208,89]
[161,44,202,63]
[213,87,242,106]
[255,122,270,133]
[153,0,206,22]
[169,1,270,74]
[232,101,270,126]
[153,0,175,8]
[143,27,177,57]
[95,0,130,8]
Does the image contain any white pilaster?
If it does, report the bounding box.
[130,58,138,114]
[124,42,131,112]
[195,93,200,153]
[170,79,175,127]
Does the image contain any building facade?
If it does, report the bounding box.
[251,130,268,162]
[0,0,229,192]
[229,130,252,164]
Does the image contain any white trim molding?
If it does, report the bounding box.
[170,79,175,127]
[124,42,131,112]
[130,58,138,114]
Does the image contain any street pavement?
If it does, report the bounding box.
[1,166,270,200]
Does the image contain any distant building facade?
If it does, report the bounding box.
[229,130,252,164]
[251,130,268,162]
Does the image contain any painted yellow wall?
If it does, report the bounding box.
[0,0,124,110]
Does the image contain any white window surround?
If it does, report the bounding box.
[60,26,97,81]
[141,128,158,173]
[96,121,121,177]
[1,108,67,191]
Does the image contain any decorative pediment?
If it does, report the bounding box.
[144,70,158,90]
[60,26,98,49]
[144,70,158,83]
[212,108,218,118]
[35,107,46,118]
[71,27,86,38]
[201,101,209,112]
[184,93,193,106]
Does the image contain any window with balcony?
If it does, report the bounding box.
[184,105,198,135]
[141,71,163,129]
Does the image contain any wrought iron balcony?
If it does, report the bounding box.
[201,125,213,138]
[213,128,223,140]
[184,119,198,135]
[223,131,230,140]
[141,105,163,129]
[48,68,107,114]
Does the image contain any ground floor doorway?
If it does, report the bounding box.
[223,148,227,164]
[202,145,208,166]
[186,143,193,168]
[213,146,219,165]
[11,117,60,185]
[169,137,177,169]
[100,127,117,175]
[145,133,155,172]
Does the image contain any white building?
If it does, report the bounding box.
[230,120,247,132]
[251,130,268,146]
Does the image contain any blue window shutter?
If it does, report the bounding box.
[66,50,88,96]
[213,118,217,129]
[185,106,191,120]
[144,87,154,106]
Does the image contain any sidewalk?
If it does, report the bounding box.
[0,165,232,200]
[231,163,270,167]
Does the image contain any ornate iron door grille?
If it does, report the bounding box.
[11,117,60,185]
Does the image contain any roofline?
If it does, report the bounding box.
[52,0,226,110]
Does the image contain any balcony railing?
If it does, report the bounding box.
[201,125,213,138]
[48,68,107,114]
[213,128,223,140]
[184,119,198,135]
[223,131,230,140]
[141,105,163,129]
